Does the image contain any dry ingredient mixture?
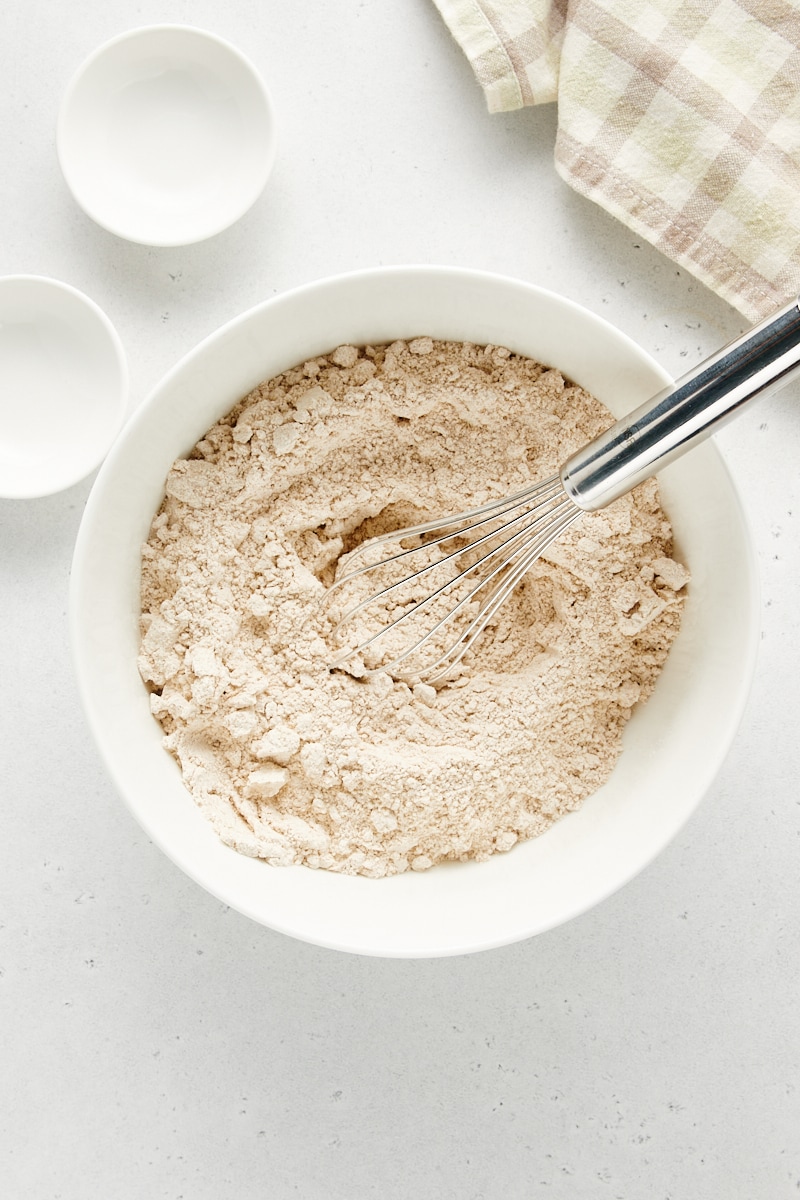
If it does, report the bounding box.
[138,338,689,878]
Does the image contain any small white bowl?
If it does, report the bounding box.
[70,267,759,956]
[57,25,277,246]
[0,275,128,499]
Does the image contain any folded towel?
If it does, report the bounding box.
[432,0,800,321]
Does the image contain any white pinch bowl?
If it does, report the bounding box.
[57,25,277,246]
[0,275,128,499]
[70,267,759,957]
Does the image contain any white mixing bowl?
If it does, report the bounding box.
[70,267,759,957]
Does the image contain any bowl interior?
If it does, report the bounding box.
[57,25,277,246]
[0,276,128,499]
[70,267,759,956]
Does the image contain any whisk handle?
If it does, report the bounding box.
[560,295,800,511]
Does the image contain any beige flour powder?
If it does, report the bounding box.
[138,338,688,878]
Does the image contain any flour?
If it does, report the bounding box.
[138,339,689,878]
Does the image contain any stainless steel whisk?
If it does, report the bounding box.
[326,296,800,683]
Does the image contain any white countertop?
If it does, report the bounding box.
[2,1,798,1196]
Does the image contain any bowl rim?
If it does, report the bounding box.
[70,264,761,956]
[0,272,129,499]
[55,23,278,247]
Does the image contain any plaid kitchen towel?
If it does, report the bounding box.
[432,0,800,322]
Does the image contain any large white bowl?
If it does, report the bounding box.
[70,267,759,957]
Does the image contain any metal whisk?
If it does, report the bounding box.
[326,296,800,683]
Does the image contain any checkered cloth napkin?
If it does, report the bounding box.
[432,0,800,322]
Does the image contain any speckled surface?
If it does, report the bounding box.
[2,1,799,1196]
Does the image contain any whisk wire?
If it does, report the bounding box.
[421,501,581,682]
[326,476,566,635]
[328,504,546,675]
[326,475,582,680]
[332,474,566,582]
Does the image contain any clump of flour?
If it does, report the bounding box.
[138,339,689,878]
